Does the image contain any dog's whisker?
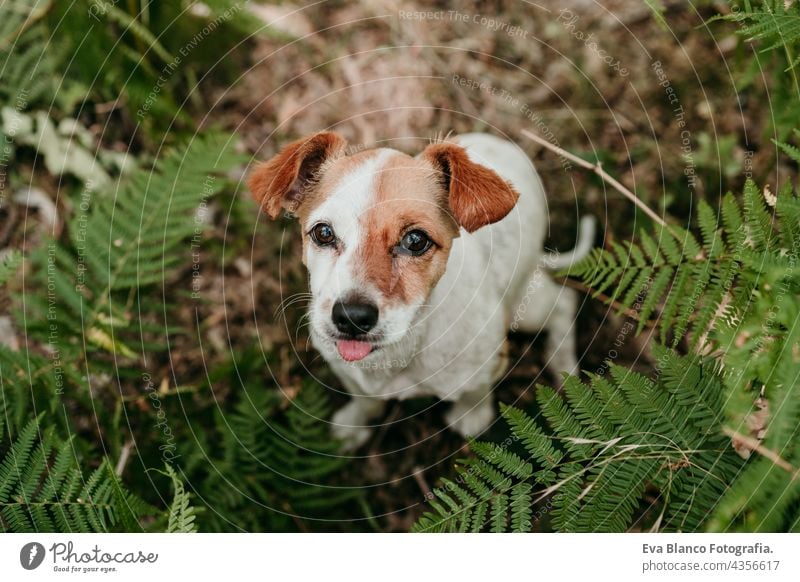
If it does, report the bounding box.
[294,318,313,344]
[275,291,313,313]
[304,331,320,354]
[279,297,312,313]
[275,295,312,317]
[274,293,313,320]
[292,311,310,327]
[277,302,310,321]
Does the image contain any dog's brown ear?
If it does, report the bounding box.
[247,132,348,219]
[422,142,520,233]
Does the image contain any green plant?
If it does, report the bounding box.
[164,464,199,533]
[722,0,800,72]
[0,1,263,136]
[180,379,361,532]
[642,0,669,30]
[566,179,785,350]
[0,416,153,532]
[713,1,800,140]
[1,132,241,435]
[0,1,59,109]
[0,94,369,529]
[416,176,800,532]
[775,129,800,164]
[414,351,742,532]
[0,132,242,532]
[0,127,362,531]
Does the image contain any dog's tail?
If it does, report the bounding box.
[545,215,597,271]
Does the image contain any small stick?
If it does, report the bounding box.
[723,427,798,478]
[412,466,433,500]
[520,129,673,234]
[115,440,135,476]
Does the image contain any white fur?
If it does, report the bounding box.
[306,134,593,450]
[305,149,392,315]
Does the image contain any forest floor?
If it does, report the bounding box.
[200,0,793,530]
[4,0,793,531]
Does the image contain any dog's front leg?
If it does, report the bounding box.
[444,387,495,438]
[331,395,387,451]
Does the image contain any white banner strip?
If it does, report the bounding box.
[1,533,799,581]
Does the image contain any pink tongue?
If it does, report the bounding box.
[337,340,373,362]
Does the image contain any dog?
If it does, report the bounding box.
[248,132,595,450]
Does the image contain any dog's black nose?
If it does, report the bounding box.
[332,301,378,336]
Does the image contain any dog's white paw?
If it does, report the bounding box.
[331,401,374,451]
[445,398,495,438]
[332,424,372,452]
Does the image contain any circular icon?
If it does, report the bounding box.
[20,542,46,570]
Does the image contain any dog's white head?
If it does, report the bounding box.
[248,132,519,363]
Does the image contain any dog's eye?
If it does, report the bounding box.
[310,223,336,246]
[399,230,432,256]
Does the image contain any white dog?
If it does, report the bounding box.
[248,132,594,450]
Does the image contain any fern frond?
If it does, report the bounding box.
[562,180,789,349]
[19,132,244,364]
[715,1,800,69]
[184,380,360,532]
[0,0,59,108]
[164,465,198,533]
[774,136,800,164]
[560,176,800,532]
[0,416,152,532]
[414,353,742,532]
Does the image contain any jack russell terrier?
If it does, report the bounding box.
[248,132,594,450]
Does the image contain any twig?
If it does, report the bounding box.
[723,427,798,479]
[115,440,135,476]
[520,129,674,234]
[412,466,432,500]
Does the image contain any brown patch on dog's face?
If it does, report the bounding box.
[293,148,388,265]
[355,153,458,306]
